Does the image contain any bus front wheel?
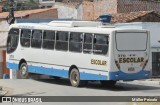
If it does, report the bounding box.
[69,68,87,87]
[18,63,29,79]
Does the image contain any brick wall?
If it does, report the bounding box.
[27,9,58,19]
[82,0,117,21]
[117,0,160,13]
[93,0,117,19]
[82,1,94,21]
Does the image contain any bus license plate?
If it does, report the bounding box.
[128,67,135,72]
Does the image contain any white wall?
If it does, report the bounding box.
[0,20,9,48]
[39,0,55,7]
[53,3,78,19]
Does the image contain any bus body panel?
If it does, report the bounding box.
[109,31,151,80]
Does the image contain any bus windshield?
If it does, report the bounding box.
[116,32,148,51]
[7,28,19,53]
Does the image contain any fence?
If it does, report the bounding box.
[118,0,160,13]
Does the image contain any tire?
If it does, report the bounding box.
[100,80,116,87]
[69,68,87,87]
[18,63,29,79]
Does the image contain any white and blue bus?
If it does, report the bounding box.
[6,21,151,87]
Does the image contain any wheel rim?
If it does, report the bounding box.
[71,71,78,85]
[21,66,27,76]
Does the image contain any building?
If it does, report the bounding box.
[52,1,95,20]
[0,8,58,79]
[110,11,160,24]
[53,2,81,19]
[0,8,58,20]
[53,0,160,21]
[39,0,55,8]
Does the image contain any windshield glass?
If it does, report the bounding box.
[116,32,148,51]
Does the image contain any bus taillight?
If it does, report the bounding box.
[142,60,148,70]
[115,60,121,70]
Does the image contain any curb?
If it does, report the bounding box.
[133,79,160,85]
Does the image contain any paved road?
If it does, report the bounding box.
[0,79,160,105]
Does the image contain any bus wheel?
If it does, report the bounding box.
[18,63,29,79]
[100,80,116,87]
[69,68,87,87]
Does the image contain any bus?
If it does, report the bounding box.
[6,21,151,87]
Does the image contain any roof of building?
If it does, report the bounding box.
[111,11,160,23]
[0,8,57,20]
[54,2,81,9]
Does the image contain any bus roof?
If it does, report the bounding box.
[9,21,148,34]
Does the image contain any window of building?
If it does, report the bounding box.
[83,33,93,53]
[21,29,31,47]
[43,30,55,49]
[69,32,83,52]
[31,30,42,48]
[93,34,108,55]
[55,31,68,51]
[7,28,19,53]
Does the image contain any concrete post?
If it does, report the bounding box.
[10,69,18,79]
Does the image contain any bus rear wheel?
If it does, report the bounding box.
[69,68,87,87]
[100,80,116,87]
[18,63,29,79]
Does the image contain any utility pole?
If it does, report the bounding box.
[7,0,15,25]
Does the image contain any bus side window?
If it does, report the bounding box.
[93,34,108,55]
[7,28,19,53]
[83,33,93,54]
[31,30,42,48]
[69,32,82,53]
[55,31,68,51]
[21,29,31,47]
[43,31,55,50]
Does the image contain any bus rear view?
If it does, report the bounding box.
[111,30,151,81]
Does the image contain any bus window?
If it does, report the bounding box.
[83,33,93,54]
[31,30,42,48]
[93,34,108,55]
[7,28,19,53]
[69,32,83,53]
[55,31,68,51]
[43,31,55,49]
[21,29,31,47]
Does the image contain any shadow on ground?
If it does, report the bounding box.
[34,78,160,91]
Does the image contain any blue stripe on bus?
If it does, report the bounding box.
[7,62,150,80]
[109,70,151,80]
[6,62,107,80]
[7,62,19,70]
